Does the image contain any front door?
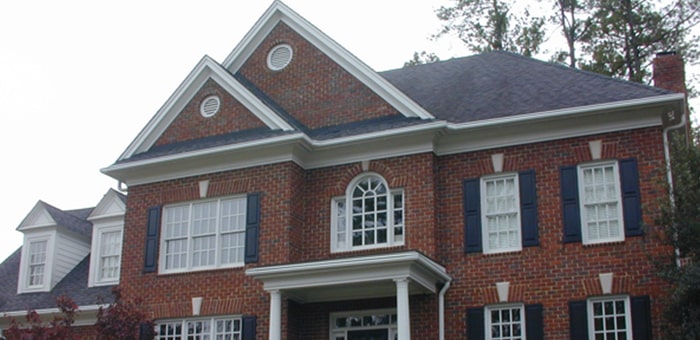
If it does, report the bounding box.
[347,329,389,340]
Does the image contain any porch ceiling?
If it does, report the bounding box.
[246,251,451,304]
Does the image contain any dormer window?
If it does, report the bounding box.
[18,233,54,293]
[27,240,48,287]
[331,173,404,252]
[90,226,123,286]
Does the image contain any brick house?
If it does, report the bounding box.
[0,1,690,339]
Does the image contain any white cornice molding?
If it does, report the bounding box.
[102,94,684,186]
[221,1,434,121]
[117,56,294,161]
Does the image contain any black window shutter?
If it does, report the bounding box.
[244,193,261,264]
[466,307,485,340]
[144,206,161,273]
[569,300,589,340]
[242,315,257,340]
[561,166,582,243]
[519,170,539,247]
[631,295,652,340]
[463,178,482,253]
[525,304,544,340]
[619,158,643,237]
[139,322,154,340]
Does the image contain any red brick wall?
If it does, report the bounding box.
[237,22,401,130]
[301,152,438,261]
[154,79,266,147]
[436,126,673,338]
[121,126,672,339]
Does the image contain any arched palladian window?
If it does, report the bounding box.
[331,173,404,252]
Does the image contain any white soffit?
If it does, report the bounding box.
[117,56,294,161]
[221,0,434,121]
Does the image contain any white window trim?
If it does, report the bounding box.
[480,173,522,254]
[330,173,405,253]
[577,160,625,245]
[17,232,54,294]
[485,303,526,340]
[88,224,123,287]
[158,195,247,274]
[329,308,397,340]
[587,295,632,340]
[155,315,242,340]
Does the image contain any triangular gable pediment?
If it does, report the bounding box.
[88,189,126,221]
[222,1,434,122]
[117,56,294,161]
[17,201,56,231]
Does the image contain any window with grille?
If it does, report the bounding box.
[161,196,246,273]
[331,174,404,252]
[481,174,521,253]
[486,304,525,340]
[578,161,624,244]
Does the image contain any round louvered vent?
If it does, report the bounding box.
[200,95,221,117]
[267,44,293,71]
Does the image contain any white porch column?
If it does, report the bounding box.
[395,278,411,340]
[269,290,282,340]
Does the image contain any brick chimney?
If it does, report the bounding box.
[653,51,687,94]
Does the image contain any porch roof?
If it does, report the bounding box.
[246,251,450,303]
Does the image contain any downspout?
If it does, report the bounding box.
[438,279,452,340]
[662,108,688,267]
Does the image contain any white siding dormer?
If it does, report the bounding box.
[87,189,126,287]
[18,231,55,293]
[16,201,92,294]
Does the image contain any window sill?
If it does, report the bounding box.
[158,263,245,276]
[582,239,625,247]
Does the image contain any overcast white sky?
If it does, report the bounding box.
[0,0,697,262]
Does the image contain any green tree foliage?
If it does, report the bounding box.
[550,0,594,67]
[404,51,441,67]
[580,0,700,83]
[434,0,546,56]
[658,127,700,338]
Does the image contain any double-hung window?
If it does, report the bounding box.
[481,174,521,253]
[156,316,243,340]
[588,296,631,340]
[161,196,246,273]
[91,226,123,286]
[27,240,48,287]
[331,174,404,252]
[578,162,623,244]
[486,304,525,340]
[464,170,538,254]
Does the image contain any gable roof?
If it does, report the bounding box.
[17,201,93,237]
[380,51,675,124]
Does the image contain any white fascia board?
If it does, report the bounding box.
[436,95,680,155]
[0,304,106,327]
[102,122,445,185]
[222,1,434,120]
[446,94,684,132]
[246,251,450,291]
[117,56,294,161]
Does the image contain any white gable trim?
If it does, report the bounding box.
[222,1,434,121]
[17,201,56,231]
[88,189,125,221]
[117,56,294,161]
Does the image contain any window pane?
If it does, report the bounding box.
[580,163,622,243]
[483,175,520,252]
[99,231,122,281]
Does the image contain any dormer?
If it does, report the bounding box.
[87,189,126,287]
[16,202,92,294]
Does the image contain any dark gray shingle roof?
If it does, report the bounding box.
[0,249,114,313]
[380,50,672,123]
